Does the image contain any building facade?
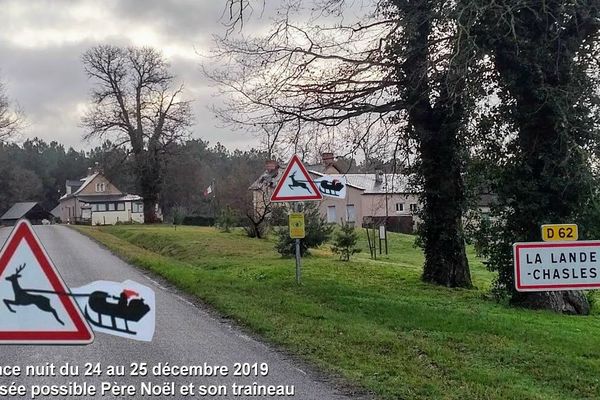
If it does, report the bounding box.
[249,153,420,233]
[58,168,145,225]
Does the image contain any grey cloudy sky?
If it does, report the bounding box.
[0,0,261,150]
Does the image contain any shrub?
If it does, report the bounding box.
[216,206,237,232]
[182,215,215,226]
[171,206,187,225]
[331,220,361,261]
[275,202,333,257]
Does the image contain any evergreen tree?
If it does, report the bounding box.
[331,220,361,261]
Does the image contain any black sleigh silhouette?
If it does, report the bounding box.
[319,179,344,196]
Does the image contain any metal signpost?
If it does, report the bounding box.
[289,212,306,284]
[513,224,600,291]
[271,155,323,284]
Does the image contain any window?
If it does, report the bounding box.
[107,203,115,211]
[395,203,404,212]
[409,203,418,212]
[346,204,356,223]
[132,202,144,213]
[326,206,336,223]
[97,203,107,212]
[117,202,125,211]
[95,182,106,192]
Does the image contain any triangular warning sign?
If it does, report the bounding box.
[271,155,323,202]
[0,220,94,344]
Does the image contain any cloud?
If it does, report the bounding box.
[0,0,261,151]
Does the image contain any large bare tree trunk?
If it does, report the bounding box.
[512,291,590,315]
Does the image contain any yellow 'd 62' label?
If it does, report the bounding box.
[541,224,578,242]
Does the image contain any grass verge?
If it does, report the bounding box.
[73,225,600,400]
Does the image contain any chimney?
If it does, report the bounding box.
[321,152,334,166]
[87,167,92,176]
[265,160,279,175]
[375,169,384,183]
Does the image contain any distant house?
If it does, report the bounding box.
[249,153,420,233]
[0,202,53,225]
[58,167,145,225]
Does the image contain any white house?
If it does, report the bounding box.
[58,167,145,225]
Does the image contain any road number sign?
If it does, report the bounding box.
[289,213,305,239]
[541,224,578,241]
[514,241,600,291]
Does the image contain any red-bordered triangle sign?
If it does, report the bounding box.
[0,219,94,344]
[271,155,323,202]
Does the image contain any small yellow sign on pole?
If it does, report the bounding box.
[289,213,305,239]
[541,224,578,242]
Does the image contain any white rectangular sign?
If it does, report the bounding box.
[514,241,600,291]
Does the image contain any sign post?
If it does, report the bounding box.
[272,155,323,284]
[289,212,305,284]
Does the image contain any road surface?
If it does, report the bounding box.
[0,225,357,400]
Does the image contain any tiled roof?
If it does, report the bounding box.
[76,194,142,203]
[1,202,42,220]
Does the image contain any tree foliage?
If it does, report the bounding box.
[275,203,333,257]
[331,220,361,261]
[472,1,600,313]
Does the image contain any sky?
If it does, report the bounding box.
[0,0,262,151]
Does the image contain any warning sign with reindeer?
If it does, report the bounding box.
[271,154,323,202]
[0,220,94,344]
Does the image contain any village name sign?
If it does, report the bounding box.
[514,223,600,291]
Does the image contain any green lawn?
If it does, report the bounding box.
[73,225,600,400]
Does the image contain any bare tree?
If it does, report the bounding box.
[209,0,483,287]
[0,81,22,142]
[82,45,193,222]
[244,187,272,238]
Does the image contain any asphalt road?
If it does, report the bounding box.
[0,225,354,400]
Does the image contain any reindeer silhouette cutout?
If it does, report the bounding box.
[288,172,310,192]
[3,264,64,325]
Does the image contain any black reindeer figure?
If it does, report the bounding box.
[3,264,64,325]
[288,172,310,193]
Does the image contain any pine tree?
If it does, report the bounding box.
[331,220,361,261]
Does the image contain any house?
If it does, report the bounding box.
[58,167,145,225]
[0,202,54,225]
[249,153,420,233]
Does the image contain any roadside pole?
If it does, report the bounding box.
[289,204,305,285]
[295,236,301,284]
[269,154,324,284]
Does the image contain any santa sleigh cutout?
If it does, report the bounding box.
[319,179,344,196]
[85,289,150,335]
